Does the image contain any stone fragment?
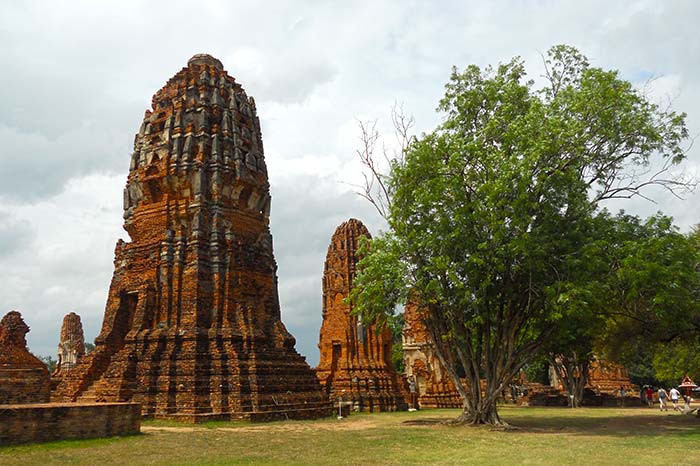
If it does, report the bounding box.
[53,54,330,421]
[315,219,406,412]
[0,311,51,404]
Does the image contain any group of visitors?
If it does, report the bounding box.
[644,386,685,411]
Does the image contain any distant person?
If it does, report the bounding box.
[619,386,626,407]
[407,375,418,411]
[645,386,654,408]
[658,387,669,411]
[670,387,681,411]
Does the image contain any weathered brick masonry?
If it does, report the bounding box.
[315,219,406,412]
[0,402,140,445]
[0,311,50,405]
[53,54,330,421]
[402,302,462,408]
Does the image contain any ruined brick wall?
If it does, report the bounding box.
[547,358,634,394]
[0,402,140,445]
[402,302,461,408]
[53,54,330,420]
[586,359,634,393]
[0,311,50,404]
[315,219,406,412]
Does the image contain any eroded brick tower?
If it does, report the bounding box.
[53,54,330,420]
[57,312,85,371]
[315,219,406,412]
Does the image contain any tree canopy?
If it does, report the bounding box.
[351,45,693,425]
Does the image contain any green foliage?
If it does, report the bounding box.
[351,44,691,425]
[38,355,57,373]
[391,343,405,373]
[388,312,405,373]
[596,218,700,385]
[523,356,549,385]
[652,338,700,386]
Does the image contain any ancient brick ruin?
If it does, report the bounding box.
[1,402,141,445]
[548,358,634,394]
[55,312,85,373]
[587,359,634,393]
[0,311,51,404]
[402,301,461,408]
[315,219,406,412]
[53,54,330,420]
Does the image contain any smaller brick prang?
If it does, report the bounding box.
[0,311,51,404]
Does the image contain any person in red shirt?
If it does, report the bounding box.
[645,386,654,408]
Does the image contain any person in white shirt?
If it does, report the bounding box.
[669,387,681,411]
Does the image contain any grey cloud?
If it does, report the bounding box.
[0,211,34,258]
[0,125,130,201]
[270,173,384,365]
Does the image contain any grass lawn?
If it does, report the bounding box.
[2,406,700,465]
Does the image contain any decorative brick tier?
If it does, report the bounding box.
[0,402,140,445]
[315,219,406,412]
[52,54,330,421]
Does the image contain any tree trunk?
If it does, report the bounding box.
[452,398,505,425]
[549,354,589,408]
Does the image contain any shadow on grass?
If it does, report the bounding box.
[400,407,700,437]
[501,410,699,437]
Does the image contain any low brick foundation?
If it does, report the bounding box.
[0,402,140,445]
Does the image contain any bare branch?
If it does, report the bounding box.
[353,104,416,220]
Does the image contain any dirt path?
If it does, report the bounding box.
[141,418,380,434]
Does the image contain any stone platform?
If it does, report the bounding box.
[0,402,140,445]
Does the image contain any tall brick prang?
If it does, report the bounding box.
[315,219,406,412]
[53,54,329,420]
[55,312,85,373]
[0,311,50,404]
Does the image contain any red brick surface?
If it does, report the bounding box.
[0,402,140,445]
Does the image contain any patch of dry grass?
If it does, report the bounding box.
[2,406,700,465]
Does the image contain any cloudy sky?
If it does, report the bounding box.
[1,1,698,366]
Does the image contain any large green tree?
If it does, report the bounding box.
[351,45,691,425]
